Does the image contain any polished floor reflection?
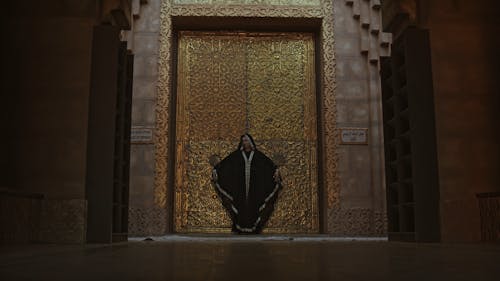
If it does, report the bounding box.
[1,236,499,281]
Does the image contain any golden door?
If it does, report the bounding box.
[174,31,318,233]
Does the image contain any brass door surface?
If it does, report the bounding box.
[174,31,318,233]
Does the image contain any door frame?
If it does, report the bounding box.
[163,16,332,234]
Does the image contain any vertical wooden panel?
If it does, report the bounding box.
[86,25,120,243]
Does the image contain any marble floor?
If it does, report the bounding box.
[1,235,499,281]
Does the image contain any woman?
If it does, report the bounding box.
[211,134,282,234]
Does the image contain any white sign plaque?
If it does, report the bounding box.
[340,128,368,145]
[131,127,154,144]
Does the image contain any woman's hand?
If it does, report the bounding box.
[273,168,281,182]
[212,169,218,182]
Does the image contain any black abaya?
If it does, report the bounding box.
[212,136,282,234]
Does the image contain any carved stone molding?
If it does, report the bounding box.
[155,0,339,233]
[345,0,392,62]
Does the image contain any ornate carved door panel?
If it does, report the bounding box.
[175,31,318,233]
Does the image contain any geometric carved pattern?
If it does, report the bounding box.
[174,0,320,5]
[330,208,387,236]
[128,206,169,236]
[181,35,247,141]
[246,37,312,141]
[156,0,339,233]
[174,32,318,233]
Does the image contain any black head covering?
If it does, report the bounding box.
[238,134,256,150]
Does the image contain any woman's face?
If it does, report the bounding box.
[242,136,252,150]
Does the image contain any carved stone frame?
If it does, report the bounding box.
[155,0,339,233]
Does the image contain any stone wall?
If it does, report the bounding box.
[381,0,500,242]
[1,8,97,244]
[1,0,134,243]
[127,0,167,236]
[128,0,391,236]
[423,0,500,242]
[332,0,390,236]
[0,189,43,244]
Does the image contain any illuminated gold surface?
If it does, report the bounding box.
[156,0,339,233]
[173,0,320,5]
[174,32,318,233]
